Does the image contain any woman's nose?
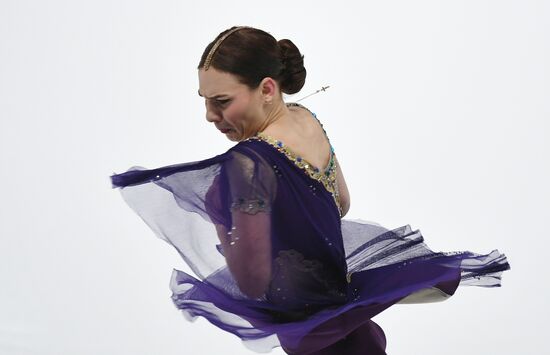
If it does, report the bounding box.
[205,102,222,123]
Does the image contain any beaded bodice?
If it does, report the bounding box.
[245,102,342,217]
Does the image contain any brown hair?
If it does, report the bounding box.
[197,26,306,95]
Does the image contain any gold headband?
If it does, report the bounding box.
[204,26,251,71]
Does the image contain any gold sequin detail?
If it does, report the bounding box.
[246,103,343,217]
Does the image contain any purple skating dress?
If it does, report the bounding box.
[110,102,511,354]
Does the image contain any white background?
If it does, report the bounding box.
[1,0,548,354]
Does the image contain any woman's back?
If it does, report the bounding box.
[257,102,350,217]
[260,103,333,173]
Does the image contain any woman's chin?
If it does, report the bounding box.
[224,130,242,141]
[225,132,239,142]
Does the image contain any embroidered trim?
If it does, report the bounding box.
[230,197,271,215]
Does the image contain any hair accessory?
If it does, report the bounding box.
[296,85,330,102]
[204,26,251,71]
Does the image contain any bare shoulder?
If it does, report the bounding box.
[264,103,328,146]
[287,103,328,141]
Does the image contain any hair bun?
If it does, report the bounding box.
[199,27,307,96]
[277,39,307,95]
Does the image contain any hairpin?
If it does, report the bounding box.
[295,85,330,102]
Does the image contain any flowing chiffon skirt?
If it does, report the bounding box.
[110,136,511,354]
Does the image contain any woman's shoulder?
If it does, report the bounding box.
[286,101,316,119]
[225,137,271,166]
[286,102,332,146]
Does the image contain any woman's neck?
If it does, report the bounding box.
[257,100,291,134]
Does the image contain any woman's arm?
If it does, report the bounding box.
[214,210,271,299]
[206,150,274,299]
[334,154,350,217]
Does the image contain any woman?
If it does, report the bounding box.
[110,26,511,354]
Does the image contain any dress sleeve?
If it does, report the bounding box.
[208,147,277,298]
[225,148,276,215]
[111,143,277,297]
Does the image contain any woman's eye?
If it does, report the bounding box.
[205,99,230,108]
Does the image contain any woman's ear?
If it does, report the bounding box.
[259,77,278,103]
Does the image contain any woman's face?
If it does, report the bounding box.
[198,67,264,142]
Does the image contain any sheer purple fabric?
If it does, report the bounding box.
[110,106,511,354]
